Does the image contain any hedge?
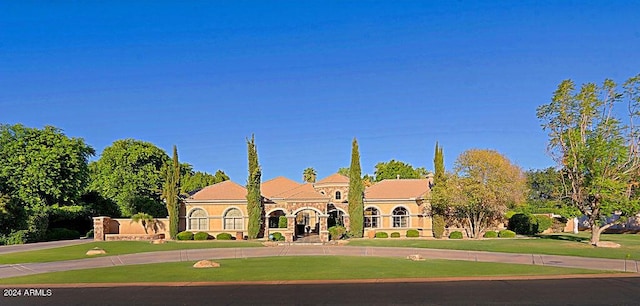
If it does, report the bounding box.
[375,232,389,238]
[498,229,516,238]
[176,231,194,240]
[194,232,210,240]
[390,232,401,238]
[406,229,419,238]
[534,215,553,233]
[216,232,233,240]
[449,231,463,239]
[483,231,498,238]
[46,228,80,241]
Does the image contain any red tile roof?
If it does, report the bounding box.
[275,183,330,200]
[189,180,247,200]
[261,176,301,198]
[316,173,350,184]
[364,179,430,200]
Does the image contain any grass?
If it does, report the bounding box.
[0,240,263,264]
[0,256,611,284]
[348,233,640,260]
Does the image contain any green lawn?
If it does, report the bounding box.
[0,256,611,284]
[348,233,640,260]
[0,240,263,264]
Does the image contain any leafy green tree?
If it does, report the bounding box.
[432,149,526,238]
[88,139,168,217]
[373,159,424,181]
[348,138,364,238]
[246,134,263,239]
[537,75,640,245]
[303,167,317,183]
[0,124,94,241]
[180,169,229,194]
[162,145,180,239]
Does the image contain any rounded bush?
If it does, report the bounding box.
[483,231,498,238]
[375,232,389,238]
[498,230,516,238]
[176,231,194,240]
[216,232,233,240]
[390,232,401,238]
[46,228,80,241]
[328,225,347,240]
[509,213,537,235]
[406,229,420,238]
[449,231,463,239]
[534,215,553,233]
[194,232,210,240]
[271,232,285,241]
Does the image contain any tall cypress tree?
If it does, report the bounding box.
[246,134,262,239]
[432,142,445,238]
[163,145,180,239]
[348,138,364,238]
[434,142,445,184]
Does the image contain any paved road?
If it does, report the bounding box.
[1,245,639,280]
[0,239,93,255]
[2,276,640,305]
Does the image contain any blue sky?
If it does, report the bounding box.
[1,1,639,182]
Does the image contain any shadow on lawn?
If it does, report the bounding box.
[536,234,589,243]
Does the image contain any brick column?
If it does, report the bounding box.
[93,217,111,241]
[286,214,296,242]
[319,214,329,242]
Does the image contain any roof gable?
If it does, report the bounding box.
[189,180,247,201]
[261,176,301,198]
[316,173,350,184]
[276,183,329,200]
[365,179,430,200]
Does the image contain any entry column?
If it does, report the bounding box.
[285,214,296,242]
[319,214,329,242]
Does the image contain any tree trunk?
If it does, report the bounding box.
[589,223,600,245]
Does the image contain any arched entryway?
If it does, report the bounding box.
[267,209,286,229]
[327,203,345,228]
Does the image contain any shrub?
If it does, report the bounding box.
[85,229,94,239]
[176,231,194,240]
[534,215,553,233]
[390,232,401,238]
[551,217,568,233]
[406,229,419,238]
[375,232,389,238]
[432,215,445,239]
[271,232,285,241]
[498,230,516,238]
[1,230,28,245]
[483,231,498,238]
[449,231,463,239]
[194,232,210,240]
[278,216,288,228]
[328,225,347,240]
[216,232,233,240]
[508,213,537,235]
[46,228,80,241]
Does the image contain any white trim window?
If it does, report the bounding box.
[364,207,379,228]
[392,207,409,228]
[335,191,341,200]
[224,208,244,230]
[188,208,208,231]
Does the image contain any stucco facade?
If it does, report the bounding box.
[180,173,433,242]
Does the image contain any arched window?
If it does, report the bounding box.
[392,207,409,228]
[188,208,208,231]
[224,208,244,230]
[335,191,341,200]
[364,207,379,228]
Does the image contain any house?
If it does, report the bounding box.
[180,173,434,242]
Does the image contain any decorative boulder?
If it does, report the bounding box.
[86,247,107,256]
[151,239,166,244]
[595,241,621,248]
[193,260,221,268]
[407,254,425,261]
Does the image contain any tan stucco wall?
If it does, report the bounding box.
[183,201,248,235]
[108,218,169,236]
[363,199,432,236]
